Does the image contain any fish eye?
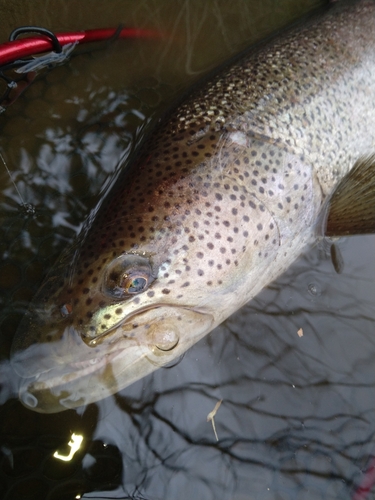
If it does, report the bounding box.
[103,254,154,299]
[121,274,148,294]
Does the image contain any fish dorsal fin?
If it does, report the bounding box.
[325,155,375,236]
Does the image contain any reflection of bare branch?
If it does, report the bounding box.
[98,234,374,497]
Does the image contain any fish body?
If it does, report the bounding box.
[11,0,375,412]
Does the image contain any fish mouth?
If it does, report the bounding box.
[81,301,196,345]
[14,304,214,413]
[17,346,129,413]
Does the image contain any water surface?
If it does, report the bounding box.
[0,1,374,499]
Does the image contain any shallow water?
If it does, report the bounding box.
[0,1,374,499]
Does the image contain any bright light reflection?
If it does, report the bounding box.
[53,433,83,461]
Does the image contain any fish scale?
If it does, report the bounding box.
[11,0,375,412]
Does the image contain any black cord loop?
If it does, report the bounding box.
[9,26,62,53]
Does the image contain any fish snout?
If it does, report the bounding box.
[11,302,89,379]
[11,301,214,413]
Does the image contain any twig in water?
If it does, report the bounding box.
[207,399,223,441]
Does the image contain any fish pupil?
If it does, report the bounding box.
[127,276,147,293]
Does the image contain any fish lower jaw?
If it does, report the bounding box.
[69,353,116,376]
[17,343,147,413]
[36,348,125,389]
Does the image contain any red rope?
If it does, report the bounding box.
[0,27,163,66]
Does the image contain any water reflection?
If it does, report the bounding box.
[85,237,373,499]
[0,0,374,499]
[22,231,369,500]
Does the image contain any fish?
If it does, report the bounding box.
[10,0,375,413]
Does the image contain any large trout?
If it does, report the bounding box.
[11,0,375,412]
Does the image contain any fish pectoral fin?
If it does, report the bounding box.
[325,155,375,236]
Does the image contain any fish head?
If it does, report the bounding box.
[11,236,218,413]
[10,128,250,413]
[11,125,317,413]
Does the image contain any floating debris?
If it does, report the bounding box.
[207,399,223,441]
